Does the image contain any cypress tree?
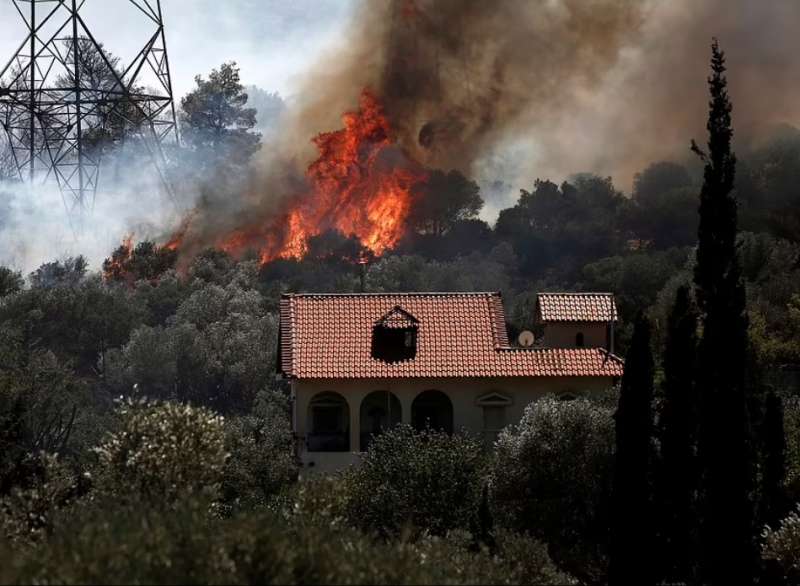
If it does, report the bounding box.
[609,312,654,586]
[693,39,757,584]
[760,392,788,530]
[656,285,699,583]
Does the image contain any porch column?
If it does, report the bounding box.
[349,395,361,452]
[399,390,414,426]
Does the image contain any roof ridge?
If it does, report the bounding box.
[538,291,614,296]
[282,291,502,298]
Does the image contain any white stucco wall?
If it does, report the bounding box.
[293,375,617,473]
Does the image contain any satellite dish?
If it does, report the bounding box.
[518,330,535,347]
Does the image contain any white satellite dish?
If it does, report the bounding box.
[518,330,535,347]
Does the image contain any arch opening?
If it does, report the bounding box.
[359,390,402,451]
[411,390,453,434]
[307,391,350,452]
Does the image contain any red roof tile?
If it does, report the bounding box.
[279,292,624,380]
[536,292,618,323]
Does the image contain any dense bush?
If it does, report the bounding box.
[0,453,84,545]
[221,389,298,512]
[344,424,484,537]
[0,500,573,585]
[763,504,800,582]
[107,281,278,411]
[491,395,616,581]
[94,398,227,503]
[783,398,800,502]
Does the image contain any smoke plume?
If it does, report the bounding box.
[183,0,800,259]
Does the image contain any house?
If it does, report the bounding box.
[278,291,623,472]
[535,292,618,350]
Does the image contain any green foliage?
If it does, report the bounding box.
[495,176,629,279]
[103,240,177,284]
[365,246,514,294]
[609,313,655,585]
[782,399,800,502]
[180,61,260,168]
[0,273,145,373]
[693,39,758,585]
[94,398,227,504]
[762,504,800,583]
[627,161,697,248]
[0,453,83,545]
[108,281,278,411]
[0,266,22,297]
[491,395,615,581]
[582,247,691,322]
[761,393,789,529]
[221,389,298,512]
[344,424,484,537]
[0,499,572,585]
[29,255,88,289]
[0,334,91,489]
[409,169,483,236]
[655,285,699,583]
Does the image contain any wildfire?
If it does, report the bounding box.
[102,233,134,281]
[212,89,425,264]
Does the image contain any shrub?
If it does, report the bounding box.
[221,389,298,512]
[0,453,84,545]
[0,499,573,585]
[344,424,484,536]
[763,503,800,582]
[491,395,615,580]
[783,398,800,502]
[94,398,227,503]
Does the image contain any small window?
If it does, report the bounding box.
[372,306,419,363]
[372,325,417,362]
[575,332,585,347]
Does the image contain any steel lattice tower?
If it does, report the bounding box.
[0,0,178,220]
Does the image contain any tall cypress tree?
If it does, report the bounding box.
[760,391,788,530]
[610,312,654,586]
[693,39,757,585]
[656,285,699,583]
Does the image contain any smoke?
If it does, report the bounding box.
[279,0,800,196]
[280,0,645,173]
[539,0,800,191]
[0,147,184,272]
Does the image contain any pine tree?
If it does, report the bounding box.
[609,312,654,586]
[760,392,788,530]
[693,39,757,585]
[656,285,699,583]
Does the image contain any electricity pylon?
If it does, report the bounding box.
[0,0,179,223]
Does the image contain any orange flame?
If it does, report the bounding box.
[211,89,424,264]
[102,233,134,281]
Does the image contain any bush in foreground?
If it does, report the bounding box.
[344,424,484,537]
[94,398,227,503]
[491,395,616,581]
[0,498,572,585]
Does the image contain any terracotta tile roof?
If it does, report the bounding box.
[279,292,624,380]
[536,292,618,323]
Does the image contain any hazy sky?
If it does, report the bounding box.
[0,0,356,99]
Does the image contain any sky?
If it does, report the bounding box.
[0,0,356,99]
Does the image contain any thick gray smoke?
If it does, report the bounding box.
[280,0,645,175]
[0,146,184,272]
[281,0,800,197]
